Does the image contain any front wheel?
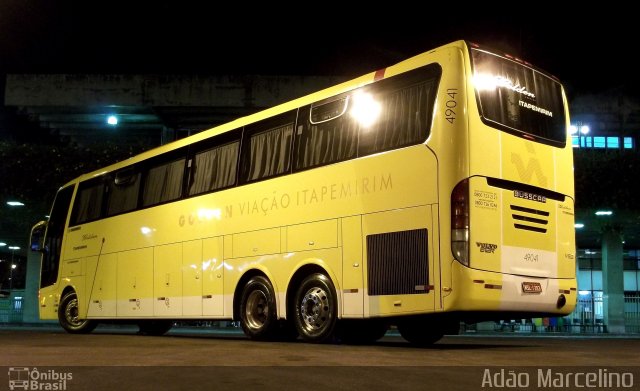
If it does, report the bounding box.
[293,273,337,343]
[58,291,97,334]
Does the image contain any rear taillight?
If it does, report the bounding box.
[451,179,469,266]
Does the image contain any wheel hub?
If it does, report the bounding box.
[300,287,330,331]
[65,298,81,326]
[245,290,268,330]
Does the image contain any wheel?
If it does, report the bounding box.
[138,320,173,336]
[338,319,388,344]
[397,318,444,346]
[239,276,278,340]
[293,273,337,343]
[58,291,97,334]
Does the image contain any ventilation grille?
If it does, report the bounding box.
[510,205,549,233]
[366,229,428,296]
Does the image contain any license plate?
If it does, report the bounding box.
[522,282,542,293]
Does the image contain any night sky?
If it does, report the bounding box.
[1,2,637,96]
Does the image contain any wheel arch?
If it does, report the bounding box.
[60,285,76,300]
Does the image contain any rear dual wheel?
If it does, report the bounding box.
[239,273,338,343]
[293,273,337,343]
[239,276,279,340]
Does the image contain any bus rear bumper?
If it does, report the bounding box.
[446,262,577,317]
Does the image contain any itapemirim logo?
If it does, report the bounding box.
[7,367,73,390]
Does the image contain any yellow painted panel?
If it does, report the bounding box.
[61,259,82,278]
[341,216,363,317]
[223,235,233,259]
[287,219,338,252]
[556,198,576,279]
[182,239,203,316]
[469,177,502,274]
[87,253,117,317]
[117,247,153,317]
[233,228,280,258]
[154,243,183,316]
[38,285,58,320]
[362,206,435,315]
[501,136,555,191]
[202,236,224,316]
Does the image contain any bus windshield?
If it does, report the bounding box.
[471,48,566,146]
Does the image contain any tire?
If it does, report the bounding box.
[397,318,444,346]
[58,291,97,334]
[239,276,278,340]
[138,320,173,336]
[293,273,337,343]
[338,319,388,344]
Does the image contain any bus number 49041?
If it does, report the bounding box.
[445,88,457,124]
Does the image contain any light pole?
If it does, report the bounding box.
[8,246,20,295]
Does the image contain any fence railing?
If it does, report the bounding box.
[462,294,639,334]
[0,296,24,324]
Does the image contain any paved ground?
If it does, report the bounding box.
[1,326,639,390]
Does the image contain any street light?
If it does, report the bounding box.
[571,122,591,148]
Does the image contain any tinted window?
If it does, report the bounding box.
[189,140,239,196]
[294,63,441,171]
[142,156,186,207]
[71,178,104,225]
[358,67,439,156]
[107,167,140,216]
[242,111,295,182]
[471,48,566,146]
[294,97,357,171]
[41,185,74,287]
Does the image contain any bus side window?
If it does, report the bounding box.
[357,64,440,157]
[70,177,105,225]
[241,110,296,183]
[189,140,239,196]
[142,153,186,207]
[107,166,141,216]
[294,96,357,172]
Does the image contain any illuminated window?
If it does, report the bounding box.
[606,136,619,148]
[593,136,605,148]
[572,136,580,148]
[624,137,634,149]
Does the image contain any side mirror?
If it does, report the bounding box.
[30,220,47,252]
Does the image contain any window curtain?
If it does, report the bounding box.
[189,141,239,195]
[75,184,103,223]
[359,81,434,156]
[143,158,185,206]
[107,173,140,215]
[296,118,357,170]
[247,123,293,181]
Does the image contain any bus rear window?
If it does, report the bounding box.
[471,48,566,146]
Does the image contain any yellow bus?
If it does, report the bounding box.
[30,40,576,344]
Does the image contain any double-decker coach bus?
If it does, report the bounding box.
[30,40,576,344]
